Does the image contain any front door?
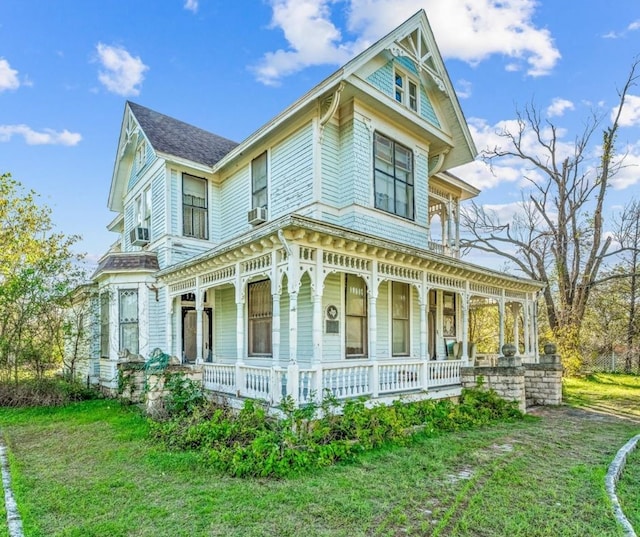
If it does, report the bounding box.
[181,307,212,363]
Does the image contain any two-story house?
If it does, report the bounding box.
[78,10,543,405]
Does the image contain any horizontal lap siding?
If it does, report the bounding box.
[148,287,166,353]
[124,203,135,251]
[338,119,355,206]
[170,169,179,235]
[296,276,313,364]
[322,273,341,360]
[352,117,371,206]
[220,166,250,242]
[151,171,166,242]
[215,287,236,359]
[270,122,314,219]
[321,122,341,206]
[377,281,389,358]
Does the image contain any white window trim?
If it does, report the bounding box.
[135,140,147,171]
[250,150,269,211]
[394,68,419,113]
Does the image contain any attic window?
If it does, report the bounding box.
[135,140,146,170]
[394,70,418,113]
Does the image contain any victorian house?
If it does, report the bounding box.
[75,10,543,405]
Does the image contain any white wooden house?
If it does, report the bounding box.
[78,10,543,404]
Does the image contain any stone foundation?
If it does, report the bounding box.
[461,365,527,412]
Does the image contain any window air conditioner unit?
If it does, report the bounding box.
[129,226,150,246]
[248,206,267,225]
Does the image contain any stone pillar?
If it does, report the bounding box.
[524,342,563,407]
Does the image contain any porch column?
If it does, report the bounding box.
[195,283,204,364]
[511,302,521,354]
[498,291,505,353]
[173,295,182,361]
[447,195,455,249]
[523,297,531,358]
[461,291,470,363]
[312,248,324,365]
[419,295,428,361]
[165,289,173,356]
[289,290,298,363]
[368,261,379,361]
[272,292,281,364]
[235,264,244,364]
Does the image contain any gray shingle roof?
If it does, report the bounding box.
[92,252,159,279]
[127,102,238,167]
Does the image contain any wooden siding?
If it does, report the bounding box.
[127,136,153,192]
[123,203,135,251]
[352,117,371,206]
[297,275,313,362]
[170,169,179,235]
[219,166,250,242]
[320,122,341,207]
[322,273,342,359]
[148,287,166,353]
[338,118,355,207]
[214,286,236,359]
[270,122,314,219]
[377,280,389,358]
[151,171,165,241]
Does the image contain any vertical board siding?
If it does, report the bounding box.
[214,286,236,360]
[220,166,250,242]
[321,122,341,206]
[270,122,314,219]
[296,275,313,364]
[322,273,342,359]
[377,281,389,358]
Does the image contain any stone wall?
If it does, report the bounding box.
[461,345,563,413]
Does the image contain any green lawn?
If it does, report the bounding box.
[0,375,639,537]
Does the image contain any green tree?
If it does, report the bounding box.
[0,173,85,382]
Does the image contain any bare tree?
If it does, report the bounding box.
[461,60,640,369]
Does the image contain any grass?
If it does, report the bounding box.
[0,375,638,536]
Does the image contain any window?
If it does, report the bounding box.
[374,132,414,220]
[345,274,367,357]
[183,174,208,239]
[135,140,146,170]
[248,280,272,356]
[100,293,109,358]
[135,186,152,230]
[252,152,268,210]
[394,70,418,112]
[119,289,139,354]
[392,282,410,356]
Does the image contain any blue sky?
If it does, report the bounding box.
[1,0,640,267]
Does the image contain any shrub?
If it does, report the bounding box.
[0,378,101,407]
[150,387,522,478]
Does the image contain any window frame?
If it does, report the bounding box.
[391,281,410,356]
[118,289,139,354]
[135,186,152,230]
[182,173,209,240]
[345,274,368,358]
[251,151,268,211]
[373,132,415,220]
[247,279,273,357]
[135,140,146,171]
[394,69,419,113]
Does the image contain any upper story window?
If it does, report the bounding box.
[182,174,208,240]
[135,186,152,230]
[394,70,418,113]
[373,132,414,220]
[251,152,268,210]
[135,140,146,170]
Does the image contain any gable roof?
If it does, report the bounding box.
[128,102,238,167]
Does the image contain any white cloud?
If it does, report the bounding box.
[610,141,640,190]
[0,124,82,146]
[546,97,574,117]
[253,0,361,86]
[456,79,472,99]
[0,58,20,92]
[254,0,561,85]
[95,43,148,96]
[613,94,640,127]
[184,0,198,13]
[603,19,640,39]
[629,20,640,31]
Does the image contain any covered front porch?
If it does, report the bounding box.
[159,216,542,406]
